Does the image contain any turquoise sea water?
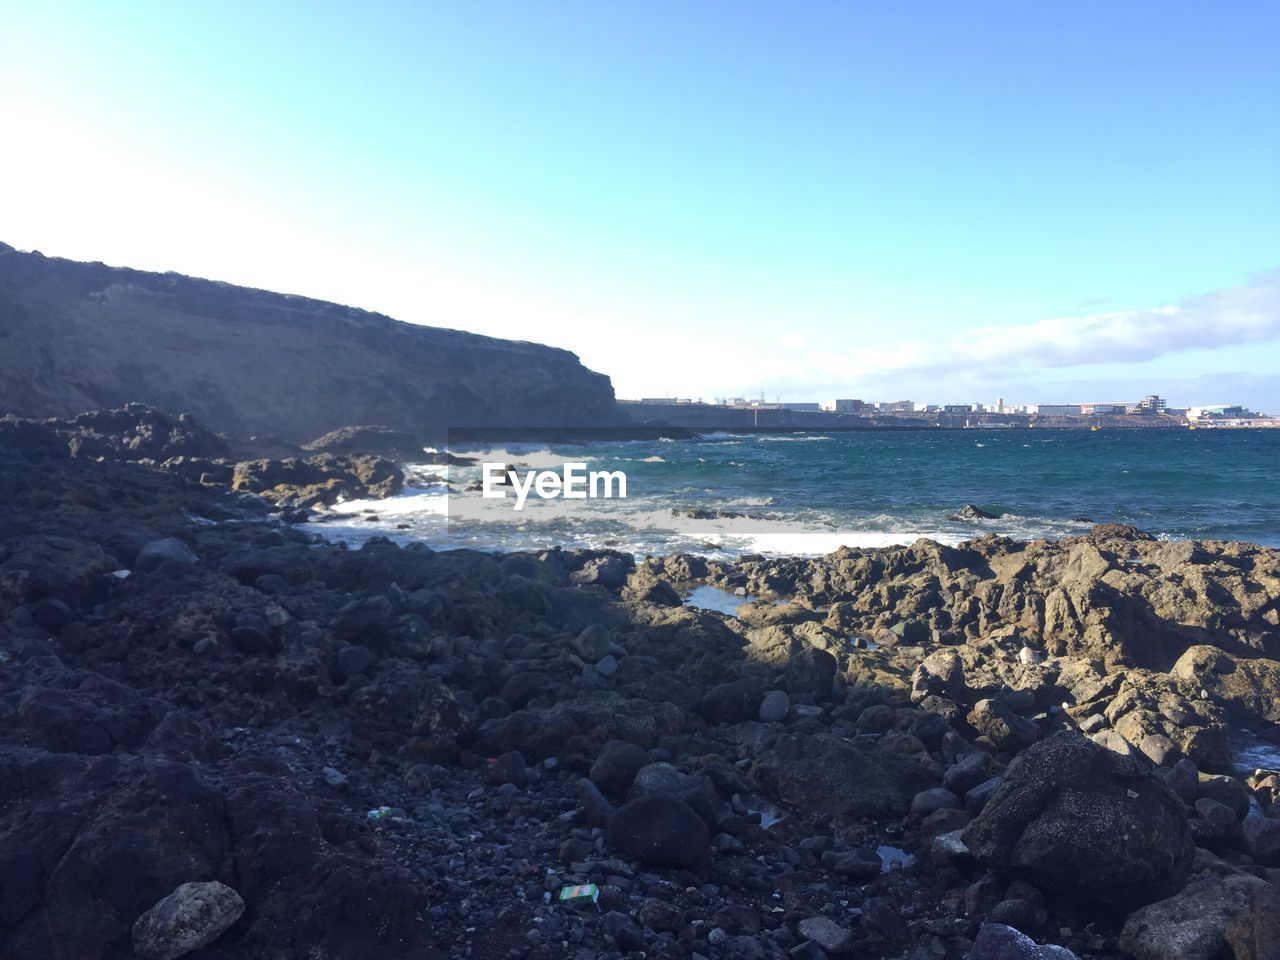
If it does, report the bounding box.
[322,429,1280,556]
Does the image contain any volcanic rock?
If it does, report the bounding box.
[1119,875,1267,960]
[132,881,245,960]
[962,731,1194,907]
[604,794,710,869]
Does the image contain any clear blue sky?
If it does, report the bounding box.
[3,2,1278,409]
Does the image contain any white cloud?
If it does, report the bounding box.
[845,270,1280,377]
[611,271,1280,405]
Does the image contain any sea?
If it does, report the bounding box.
[316,428,1280,557]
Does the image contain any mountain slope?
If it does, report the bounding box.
[0,241,619,441]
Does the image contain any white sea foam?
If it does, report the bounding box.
[1234,733,1280,774]
[329,489,449,518]
[756,434,831,442]
[450,447,595,469]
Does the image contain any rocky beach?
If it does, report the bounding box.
[1,405,1278,960]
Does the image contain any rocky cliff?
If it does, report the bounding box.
[0,241,619,441]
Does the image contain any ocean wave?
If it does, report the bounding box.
[329,489,449,517]
[756,435,832,442]
[449,446,596,469]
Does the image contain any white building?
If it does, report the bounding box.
[1029,404,1083,416]
[822,398,870,413]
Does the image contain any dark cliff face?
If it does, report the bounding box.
[0,241,619,441]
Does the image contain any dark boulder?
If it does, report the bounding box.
[498,671,550,709]
[962,731,1194,907]
[302,425,425,461]
[579,778,615,828]
[604,794,710,869]
[570,555,633,589]
[953,504,1000,521]
[590,740,651,800]
[968,698,1041,751]
[1188,797,1245,852]
[701,677,767,724]
[229,624,278,655]
[0,416,69,461]
[135,536,199,574]
[627,762,721,828]
[943,751,995,794]
[10,675,162,755]
[1244,816,1280,867]
[0,756,233,960]
[621,569,682,606]
[334,594,395,642]
[751,734,936,820]
[744,627,837,699]
[970,923,1079,959]
[60,405,231,462]
[1119,874,1267,960]
[231,454,403,506]
[132,880,245,960]
[334,645,374,681]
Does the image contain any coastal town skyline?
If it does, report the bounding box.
[624,391,1275,421]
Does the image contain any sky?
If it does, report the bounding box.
[2,1,1279,410]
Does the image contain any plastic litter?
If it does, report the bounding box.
[557,884,600,908]
[366,805,395,821]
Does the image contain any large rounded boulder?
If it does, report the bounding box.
[605,794,710,869]
[962,731,1194,907]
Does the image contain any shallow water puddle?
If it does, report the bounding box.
[683,585,797,616]
[683,585,752,616]
[876,845,914,873]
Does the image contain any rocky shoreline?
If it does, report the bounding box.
[2,407,1279,960]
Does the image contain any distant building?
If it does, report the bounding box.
[1029,404,1083,416]
[876,400,915,413]
[1188,405,1256,420]
[822,398,870,413]
[942,403,976,414]
[1081,403,1126,416]
[1140,394,1167,414]
[777,402,822,412]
